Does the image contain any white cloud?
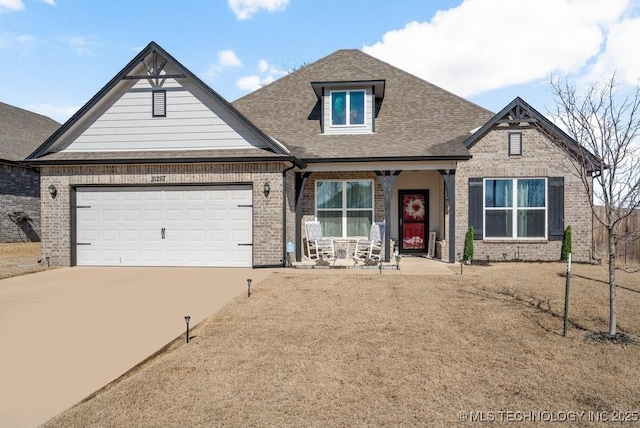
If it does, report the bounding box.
[363,0,635,97]
[0,0,54,12]
[258,59,269,73]
[218,49,242,68]
[204,49,243,78]
[228,0,289,20]
[236,59,285,92]
[585,15,640,85]
[236,75,276,91]
[236,75,264,91]
[0,0,25,13]
[0,32,35,48]
[61,36,99,56]
[27,103,78,123]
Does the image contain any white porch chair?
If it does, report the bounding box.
[354,221,385,261]
[305,221,334,260]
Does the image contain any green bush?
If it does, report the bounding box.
[464,227,474,262]
[561,226,572,260]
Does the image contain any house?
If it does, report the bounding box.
[26,41,594,267]
[0,102,60,243]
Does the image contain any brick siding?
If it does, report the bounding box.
[452,126,593,263]
[0,163,41,243]
[40,162,289,266]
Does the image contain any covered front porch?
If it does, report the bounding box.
[290,160,460,265]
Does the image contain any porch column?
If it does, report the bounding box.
[294,172,311,262]
[375,171,401,262]
[438,170,456,263]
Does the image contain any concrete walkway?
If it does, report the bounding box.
[0,266,279,428]
[0,259,453,427]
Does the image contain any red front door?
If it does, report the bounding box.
[399,190,429,253]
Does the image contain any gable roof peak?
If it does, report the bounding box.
[27,41,298,163]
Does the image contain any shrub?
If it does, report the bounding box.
[464,227,474,263]
[561,226,572,260]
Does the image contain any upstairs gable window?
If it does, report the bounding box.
[331,90,365,126]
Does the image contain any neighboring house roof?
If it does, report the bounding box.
[463,96,601,171]
[0,102,60,164]
[26,42,303,167]
[232,49,494,162]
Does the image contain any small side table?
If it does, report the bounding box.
[332,239,351,260]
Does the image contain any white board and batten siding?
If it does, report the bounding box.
[323,87,374,135]
[63,63,268,152]
[75,186,253,267]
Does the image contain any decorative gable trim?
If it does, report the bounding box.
[26,41,302,167]
[463,97,600,171]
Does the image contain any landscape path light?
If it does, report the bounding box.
[184,315,191,343]
[247,278,252,297]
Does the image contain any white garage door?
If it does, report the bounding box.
[75,185,253,267]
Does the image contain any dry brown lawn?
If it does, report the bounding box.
[0,242,49,279]
[45,263,639,427]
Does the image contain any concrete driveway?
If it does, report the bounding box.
[0,266,279,428]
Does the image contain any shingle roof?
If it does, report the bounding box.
[232,49,494,162]
[0,102,60,163]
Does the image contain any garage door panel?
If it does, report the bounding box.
[187,230,206,241]
[187,208,206,221]
[102,230,120,242]
[101,192,119,202]
[143,249,163,263]
[101,210,119,222]
[164,191,184,202]
[79,230,98,242]
[76,186,253,267]
[144,210,162,222]
[165,209,183,221]
[122,209,141,222]
[143,192,162,202]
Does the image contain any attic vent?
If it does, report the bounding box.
[152,90,166,117]
[508,132,522,156]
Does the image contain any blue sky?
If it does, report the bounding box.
[1,0,639,123]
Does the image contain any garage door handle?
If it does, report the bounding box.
[161,228,166,239]
[238,243,253,246]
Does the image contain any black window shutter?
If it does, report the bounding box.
[548,177,564,241]
[468,178,483,239]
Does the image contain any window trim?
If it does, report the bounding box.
[329,89,366,127]
[152,90,166,117]
[483,177,547,240]
[315,179,374,238]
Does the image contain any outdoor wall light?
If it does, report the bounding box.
[48,184,57,199]
[247,278,252,297]
[263,182,271,197]
[184,315,191,343]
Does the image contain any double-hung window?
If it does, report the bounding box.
[484,178,546,239]
[331,90,365,126]
[316,180,373,237]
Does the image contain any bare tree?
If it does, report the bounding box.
[549,73,640,337]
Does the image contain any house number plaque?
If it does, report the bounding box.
[150,175,166,183]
